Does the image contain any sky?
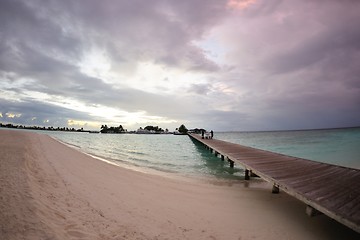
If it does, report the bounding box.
[1,0,360,131]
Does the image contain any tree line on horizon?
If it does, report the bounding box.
[100,125,126,133]
[100,124,190,134]
[1,122,199,135]
[0,122,86,132]
[100,125,167,133]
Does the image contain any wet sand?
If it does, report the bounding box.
[0,129,358,239]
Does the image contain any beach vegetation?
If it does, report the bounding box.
[100,125,126,134]
[178,124,188,134]
[0,122,88,132]
[144,125,164,133]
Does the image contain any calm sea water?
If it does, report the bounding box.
[43,127,360,180]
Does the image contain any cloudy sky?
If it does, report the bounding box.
[1,0,360,131]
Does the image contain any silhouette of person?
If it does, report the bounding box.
[201,129,205,139]
[210,130,214,139]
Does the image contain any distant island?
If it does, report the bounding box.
[100,125,184,135]
[0,122,201,135]
[100,125,126,134]
[173,124,188,135]
[0,123,89,132]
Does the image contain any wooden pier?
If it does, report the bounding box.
[188,133,360,233]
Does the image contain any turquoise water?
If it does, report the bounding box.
[44,127,360,180]
[46,132,243,179]
[215,128,360,169]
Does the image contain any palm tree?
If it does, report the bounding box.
[178,124,188,134]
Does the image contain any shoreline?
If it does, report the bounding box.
[46,130,248,182]
[0,129,358,239]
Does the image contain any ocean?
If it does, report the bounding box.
[44,127,360,180]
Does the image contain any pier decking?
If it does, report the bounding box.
[188,133,360,233]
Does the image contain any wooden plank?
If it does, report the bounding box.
[288,167,346,190]
[301,169,360,198]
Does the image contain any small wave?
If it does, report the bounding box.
[127,150,146,155]
[148,165,179,174]
[49,136,82,150]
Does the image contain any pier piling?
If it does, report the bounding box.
[229,160,234,168]
[306,205,322,217]
[244,169,250,180]
[272,184,280,194]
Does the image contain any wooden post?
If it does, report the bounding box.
[306,205,322,217]
[245,169,250,180]
[229,160,234,168]
[272,184,280,194]
[221,155,225,161]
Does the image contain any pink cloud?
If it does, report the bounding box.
[227,0,257,10]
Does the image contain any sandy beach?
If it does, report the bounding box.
[0,129,358,239]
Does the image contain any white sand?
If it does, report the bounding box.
[0,129,358,239]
